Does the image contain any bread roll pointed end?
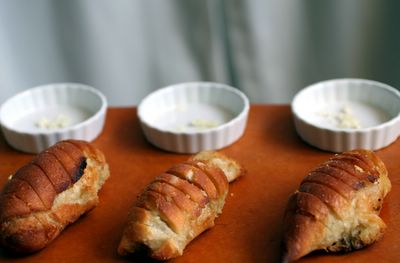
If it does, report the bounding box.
[191,151,245,183]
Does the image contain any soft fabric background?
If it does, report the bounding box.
[1,0,399,106]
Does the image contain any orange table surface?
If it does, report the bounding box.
[0,105,399,263]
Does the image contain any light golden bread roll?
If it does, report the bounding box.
[117,151,244,260]
[282,149,391,262]
[0,139,109,253]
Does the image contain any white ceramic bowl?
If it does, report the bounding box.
[138,82,250,153]
[0,83,107,153]
[292,79,400,152]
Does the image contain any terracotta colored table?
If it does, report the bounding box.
[0,106,399,263]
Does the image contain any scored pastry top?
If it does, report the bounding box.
[0,140,106,222]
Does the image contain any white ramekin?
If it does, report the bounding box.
[138,82,250,153]
[292,78,400,152]
[0,83,107,153]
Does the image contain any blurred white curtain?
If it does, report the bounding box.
[0,0,398,106]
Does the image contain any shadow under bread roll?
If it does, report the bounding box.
[0,139,110,254]
[118,151,245,260]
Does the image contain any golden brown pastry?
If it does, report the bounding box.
[282,149,391,262]
[117,151,244,260]
[0,139,109,254]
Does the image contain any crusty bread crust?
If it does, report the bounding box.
[282,150,391,263]
[0,140,109,253]
[117,151,244,260]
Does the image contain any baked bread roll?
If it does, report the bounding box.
[0,139,109,254]
[117,151,244,260]
[282,149,391,263]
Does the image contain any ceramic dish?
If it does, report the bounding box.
[0,83,107,153]
[292,78,400,152]
[138,82,250,153]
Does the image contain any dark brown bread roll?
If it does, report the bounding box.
[117,151,244,260]
[0,139,109,254]
[282,149,391,262]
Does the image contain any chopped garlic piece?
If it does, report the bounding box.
[35,114,71,129]
[190,119,219,129]
[170,118,220,132]
[316,106,361,129]
[335,106,361,129]
[173,125,186,132]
